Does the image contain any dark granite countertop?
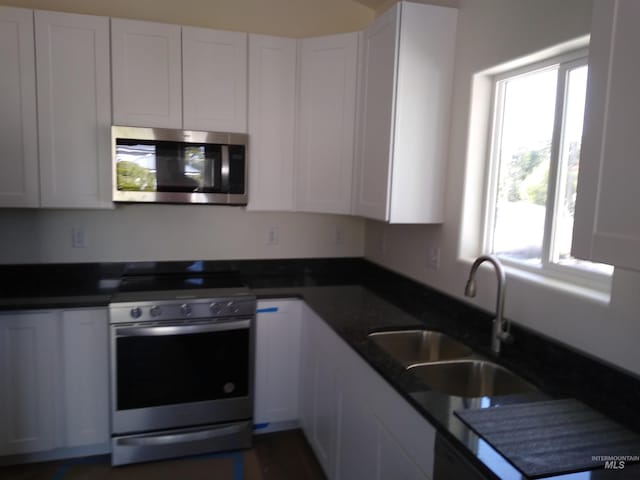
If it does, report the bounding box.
[1,258,639,479]
[264,285,640,480]
[0,263,123,310]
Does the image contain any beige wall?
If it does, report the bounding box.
[0,207,365,263]
[0,0,374,37]
[365,0,640,377]
[0,0,370,264]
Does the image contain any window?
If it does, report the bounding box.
[485,50,612,285]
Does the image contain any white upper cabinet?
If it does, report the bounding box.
[247,34,296,211]
[183,27,247,132]
[35,10,112,209]
[296,32,359,215]
[112,19,248,132]
[572,0,640,271]
[353,2,457,223]
[0,7,38,208]
[111,18,182,128]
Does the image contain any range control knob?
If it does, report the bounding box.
[227,301,240,314]
[149,305,162,317]
[209,302,222,315]
[130,307,142,319]
[181,303,192,316]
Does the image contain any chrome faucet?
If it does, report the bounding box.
[464,255,511,355]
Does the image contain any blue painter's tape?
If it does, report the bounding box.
[253,422,270,430]
[256,307,279,313]
[232,451,244,480]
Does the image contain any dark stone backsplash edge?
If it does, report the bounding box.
[1,256,639,434]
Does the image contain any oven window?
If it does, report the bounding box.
[115,140,245,194]
[116,327,250,410]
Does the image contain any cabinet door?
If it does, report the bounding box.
[35,10,112,209]
[0,312,57,456]
[254,300,302,426]
[0,7,38,208]
[61,309,109,447]
[370,369,436,478]
[572,0,640,270]
[389,3,456,224]
[354,3,456,224]
[301,300,437,480]
[336,367,377,480]
[297,33,359,215]
[377,419,430,480]
[183,27,247,132]
[353,7,398,221]
[310,335,340,477]
[111,18,182,128]
[300,304,341,479]
[246,34,296,211]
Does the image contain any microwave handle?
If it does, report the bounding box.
[221,144,230,192]
[116,319,250,337]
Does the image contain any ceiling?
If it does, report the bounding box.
[352,0,459,12]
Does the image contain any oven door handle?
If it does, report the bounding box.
[116,319,250,337]
[117,423,246,447]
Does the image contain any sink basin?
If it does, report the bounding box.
[407,360,536,397]
[368,329,473,366]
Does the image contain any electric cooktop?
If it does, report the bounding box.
[112,261,249,302]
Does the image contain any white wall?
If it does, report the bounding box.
[365,0,640,377]
[0,206,365,263]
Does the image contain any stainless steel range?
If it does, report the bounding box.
[108,269,255,466]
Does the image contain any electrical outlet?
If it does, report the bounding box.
[427,247,440,271]
[72,227,88,248]
[335,227,344,245]
[267,226,279,246]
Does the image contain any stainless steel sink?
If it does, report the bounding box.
[368,330,473,366]
[407,359,536,397]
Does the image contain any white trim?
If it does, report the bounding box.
[482,79,504,253]
[483,47,612,294]
[458,255,611,305]
[498,255,612,294]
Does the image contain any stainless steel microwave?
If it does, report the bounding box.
[112,126,248,205]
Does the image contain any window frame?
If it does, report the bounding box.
[483,48,612,291]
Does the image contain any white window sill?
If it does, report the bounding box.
[459,256,611,306]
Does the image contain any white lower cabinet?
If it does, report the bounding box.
[377,421,429,480]
[0,308,109,459]
[304,308,341,474]
[300,303,435,480]
[60,309,109,448]
[254,300,302,427]
[0,312,57,456]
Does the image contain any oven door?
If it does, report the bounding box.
[110,318,254,435]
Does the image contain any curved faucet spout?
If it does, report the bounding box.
[464,255,510,354]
